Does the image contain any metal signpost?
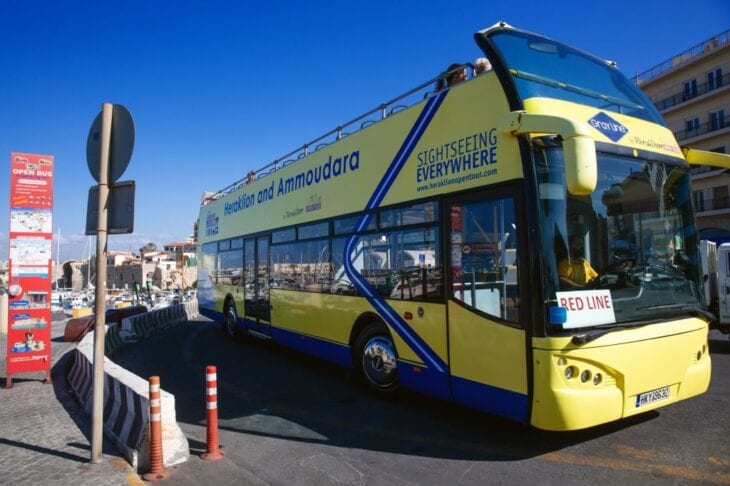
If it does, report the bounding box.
[85,103,135,463]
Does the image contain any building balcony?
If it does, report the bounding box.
[652,73,730,112]
[636,29,730,85]
[674,114,729,142]
[697,196,730,214]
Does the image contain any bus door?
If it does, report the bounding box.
[720,244,730,324]
[243,237,272,335]
[446,191,529,422]
[256,236,271,335]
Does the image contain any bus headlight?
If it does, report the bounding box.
[593,373,602,385]
[580,369,591,383]
[565,366,577,379]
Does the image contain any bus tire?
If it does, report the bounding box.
[354,322,399,394]
[224,301,239,340]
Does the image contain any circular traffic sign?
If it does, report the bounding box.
[86,104,135,183]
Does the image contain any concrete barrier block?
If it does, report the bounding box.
[68,331,190,472]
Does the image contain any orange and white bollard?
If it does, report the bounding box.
[201,365,224,461]
[143,376,168,481]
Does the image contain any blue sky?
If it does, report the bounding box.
[1,0,728,260]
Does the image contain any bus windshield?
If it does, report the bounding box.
[488,29,664,124]
[536,142,704,332]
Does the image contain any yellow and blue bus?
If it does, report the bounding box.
[197,22,730,431]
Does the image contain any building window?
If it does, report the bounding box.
[709,110,726,131]
[694,191,705,212]
[713,186,729,211]
[707,68,723,91]
[683,79,698,99]
[686,117,700,135]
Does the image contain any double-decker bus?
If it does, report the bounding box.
[197,22,730,431]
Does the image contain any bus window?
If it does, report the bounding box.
[201,242,217,284]
[537,146,703,328]
[380,201,439,228]
[450,197,519,323]
[298,221,329,240]
[257,237,271,322]
[271,238,330,292]
[218,239,243,286]
[333,228,442,302]
[389,229,442,301]
[334,212,376,235]
[272,228,295,244]
[244,239,256,317]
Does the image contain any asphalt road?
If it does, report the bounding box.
[114,318,730,485]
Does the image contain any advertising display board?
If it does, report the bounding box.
[6,152,54,385]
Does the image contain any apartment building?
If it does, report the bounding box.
[637,29,730,243]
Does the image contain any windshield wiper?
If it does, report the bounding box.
[637,303,715,322]
[571,322,647,345]
[572,304,715,345]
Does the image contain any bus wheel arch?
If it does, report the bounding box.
[352,319,399,394]
[223,295,239,339]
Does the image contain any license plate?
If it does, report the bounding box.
[635,386,670,408]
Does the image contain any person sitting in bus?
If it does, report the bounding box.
[558,236,599,289]
[435,63,467,91]
[474,57,492,74]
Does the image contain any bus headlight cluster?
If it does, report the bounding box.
[558,358,604,386]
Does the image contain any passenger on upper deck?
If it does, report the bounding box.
[435,63,467,91]
[474,57,492,74]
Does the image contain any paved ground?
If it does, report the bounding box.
[0,318,143,486]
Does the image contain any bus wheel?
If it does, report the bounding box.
[355,323,399,394]
[224,302,238,339]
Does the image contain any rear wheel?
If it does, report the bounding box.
[354,322,399,394]
[224,301,239,339]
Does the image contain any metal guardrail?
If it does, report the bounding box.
[635,29,730,85]
[201,64,478,205]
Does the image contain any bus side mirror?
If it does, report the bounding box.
[563,135,597,196]
[500,111,597,195]
[683,147,730,169]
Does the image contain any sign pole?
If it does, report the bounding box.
[90,102,112,463]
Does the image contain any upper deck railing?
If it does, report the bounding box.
[201,64,481,206]
[635,29,730,86]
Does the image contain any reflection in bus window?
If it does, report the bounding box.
[450,198,519,322]
[380,201,439,228]
[244,239,256,318]
[332,228,442,301]
[218,239,243,285]
[334,212,376,235]
[536,146,703,326]
[271,239,330,292]
[202,242,217,284]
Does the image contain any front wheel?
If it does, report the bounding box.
[224,302,239,339]
[354,323,399,394]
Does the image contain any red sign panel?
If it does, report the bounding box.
[6,152,54,382]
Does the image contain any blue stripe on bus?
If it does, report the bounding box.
[267,325,453,404]
[398,362,452,401]
[271,327,352,368]
[199,307,221,322]
[451,376,528,422]
[344,92,449,374]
